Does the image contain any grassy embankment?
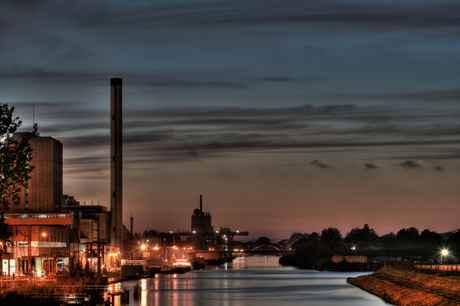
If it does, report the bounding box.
[0,273,112,305]
[347,267,460,306]
[0,281,77,305]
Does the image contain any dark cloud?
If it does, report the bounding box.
[0,71,244,89]
[60,135,109,149]
[364,163,379,169]
[257,77,292,82]
[171,1,460,34]
[3,1,459,39]
[391,151,460,161]
[9,99,460,165]
[310,160,331,169]
[434,166,444,171]
[399,160,420,169]
[329,89,460,103]
[129,76,244,89]
[64,156,108,177]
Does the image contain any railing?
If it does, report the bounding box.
[385,261,460,276]
[415,264,460,276]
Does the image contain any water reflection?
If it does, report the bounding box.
[101,256,391,306]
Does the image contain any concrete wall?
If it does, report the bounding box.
[332,255,368,263]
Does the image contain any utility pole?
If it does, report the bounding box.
[1,241,3,287]
[28,225,32,275]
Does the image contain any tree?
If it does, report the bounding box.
[0,103,34,216]
[379,232,397,249]
[0,104,34,247]
[419,229,443,248]
[292,232,320,250]
[320,227,344,253]
[320,227,342,246]
[345,224,379,249]
[255,236,271,246]
[397,227,419,247]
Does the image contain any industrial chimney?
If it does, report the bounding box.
[110,78,123,255]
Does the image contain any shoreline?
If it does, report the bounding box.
[347,267,460,306]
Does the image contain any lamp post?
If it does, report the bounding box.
[441,249,448,265]
[1,241,3,287]
[141,244,146,260]
[42,233,50,276]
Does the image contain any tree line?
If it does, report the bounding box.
[279,224,459,271]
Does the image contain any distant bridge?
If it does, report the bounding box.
[237,244,294,256]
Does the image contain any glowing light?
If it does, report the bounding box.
[440,249,449,265]
[141,244,146,250]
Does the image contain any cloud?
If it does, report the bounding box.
[4,1,460,42]
[328,89,460,103]
[399,160,420,169]
[364,163,378,169]
[310,160,331,169]
[9,98,460,166]
[434,166,444,171]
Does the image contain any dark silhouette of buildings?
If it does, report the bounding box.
[191,195,215,250]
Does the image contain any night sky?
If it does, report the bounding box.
[1,0,460,241]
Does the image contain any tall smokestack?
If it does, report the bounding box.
[200,195,202,212]
[130,213,133,236]
[110,78,123,255]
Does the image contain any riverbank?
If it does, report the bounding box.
[347,267,460,305]
[279,254,383,271]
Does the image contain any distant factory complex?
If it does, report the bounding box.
[1,79,247,277]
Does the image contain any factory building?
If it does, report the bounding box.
[2,78,125,277]
[191,195,216,250]
[1,131,111,277]
[8,131,62,214]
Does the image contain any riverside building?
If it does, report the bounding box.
[2,132,112,277]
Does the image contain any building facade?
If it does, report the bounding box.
[2,132,113,277]
[9,132,62,214]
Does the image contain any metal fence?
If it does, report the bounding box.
[385,261,460,276]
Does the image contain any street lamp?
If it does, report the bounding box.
[42,233,50,276]
[141,244,147,260]
[441,249,448,265]
[1,241,3,286]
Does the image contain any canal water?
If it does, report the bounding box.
[104,256,391,306]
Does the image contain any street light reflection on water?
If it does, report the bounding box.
[103,256,390,306]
